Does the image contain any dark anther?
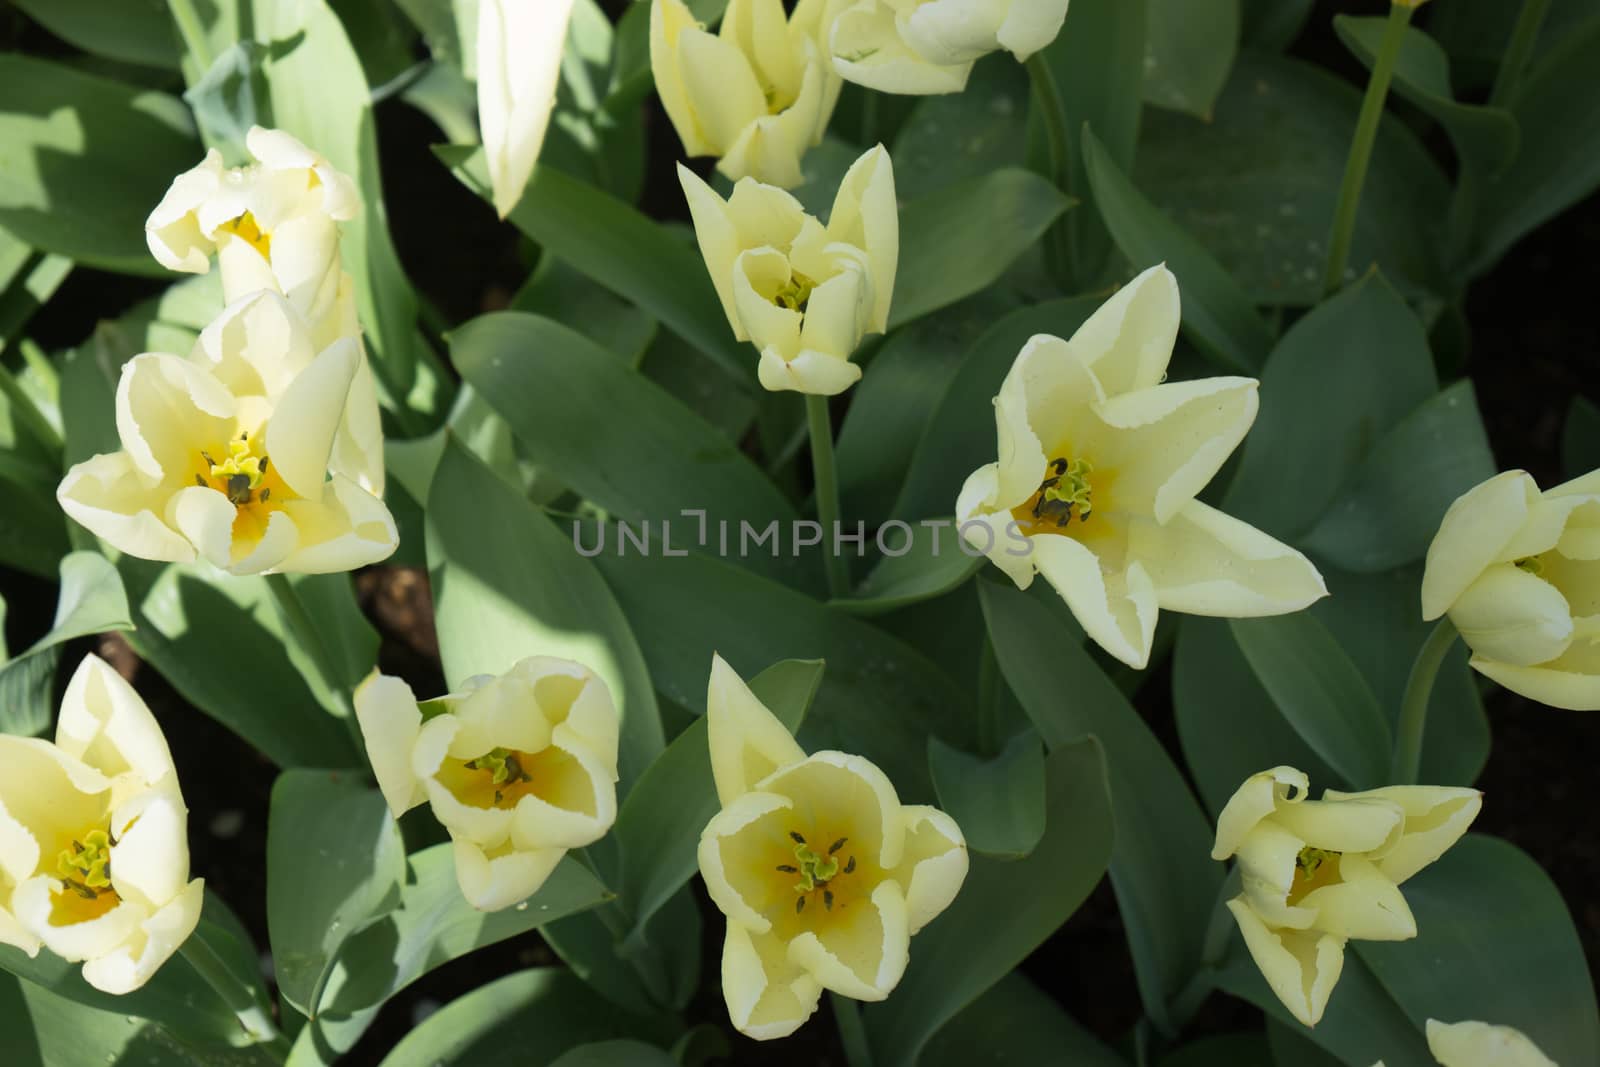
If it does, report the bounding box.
[843,856,856,874]
[776,864,798,873]
[828,838,847,854]
[194,474,207,487]
[824,890,834,910]
[796,897,806,914]
[789,831,806,845]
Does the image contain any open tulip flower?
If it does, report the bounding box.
[696,655,967,1039]
[830,0,1069,95]
[956,265,1327,669]
[0,656,204,995]
[680,145,896,395]
[354,658,621,912]
[56,291,397,576]
[1212,767,1481,1027]
[145,126,360,351]
[651,0,844,187]
[1422,468,1600,711]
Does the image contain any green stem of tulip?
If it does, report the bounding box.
[166,0,214,73]
[831,992,874,1067]
[262,573,363,752]
[1489,0,1552,108]
[1024,54,1077,286]
[1322,2,1413,298]
[1392,617,1459,785]
[178,938,291,1058]
[806,394,850,599]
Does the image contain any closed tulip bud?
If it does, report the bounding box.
[955,265,1327,669]
[1422,469,1600,710]
[0,656,204,995]
[831,0,1070,95]
[697,655,967,1039]
[477,0,574,217]
[680,145,897,395]
[354,658,620,912]
[651,0,845,187]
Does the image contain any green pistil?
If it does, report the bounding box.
[467,748,529,787]
[1034,457,1094,526]
[773,271,816,314]
[57,830,113,898]
[780,833,852,911]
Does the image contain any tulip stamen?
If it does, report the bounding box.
[201,436,273,508]
[1514,556,1545,576]
[1032,457,1094,527]
[56,829,116,901]
[1289,845,1342,902]
[773,271,817,314]
[786,831,858,913]
[217,210,273,261]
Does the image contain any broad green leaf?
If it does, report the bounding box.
[1083,125,1273,372]
[1229,615,1391,790]
[980,579,1220,1030]
[10,0,182,68]
[1161,1035,1272,1067]
[0,55,193,273]
[1335,17,1518,179]
[1143,0,1239,120]
[308,846,612,1054]
[1300,381,1496,573]
[1358,835,1599,1067]
[1135,54,1450,305]
[0,471,67,579]
[922,972,1125,1067]
[637,328,756,445]
[427,439,665,788]
[381,967,657,1067]
[266,769,406,1016]
[0,644,55,738]
[1267,1021,1351,1067]
[273,572,381,713]
[440,147,750,383]
[1242,0,1311,50]
[892,55,1030,200]
[510,256,658,366]
[833,539,985,617]
[890,169,1070,329]
[611,659,821,947]
[592,547,970,797]
[449,312,808,589]
[928,731,1046,860]
[119,559,360,768]
[185,41,272,160]
[550,1041,679,1067]
[864,738,1114,1066]
[1563,395,1600,480]
[1224,273,1438,543]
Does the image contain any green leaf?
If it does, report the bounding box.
[1563,395,1600,481]
[426,438,665,788]
[185,41,272,160]
[272,573,381,713]
[0,646,56,738]
[440,147,750,384]
[308,846,613,1054]
[0,471,67,579]
[266,768,406,1016]
[921,972,1125,1067]
[1229,614,1391,790]
[611,659,821,947]
[549,1041,679,1067]
[510,255,658,366]
[1300,381,1496,573]
[1134,53,1450,305]
[449,312,808,589]
[10,0,182,68]
[1083,125,1273,372]
[1142,0,1239,120]
[928,731,1046,860]
[892,55,1030,200]
[1242,0,1312,50]
[889,169,1071,329]
[380,967,655,1067]
[1335,17,1518,180]
[1357,835,1599,1066]
[1224,272,1438,542]
[979,579,1220,1030]
[834,539,985,617]
[864,738,1114,1066]
[592,547,970,798]
[0,54,194,273]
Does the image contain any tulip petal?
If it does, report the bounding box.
[797,263,870,360]
[717,61,826,188]
[826,145,898,331]
[117,353,236,482]
[698,790,796,933]
[78,879,203,996]
[1469,644,1600,711]
[733,247,805,360]
[508,739,617,850]
[1421,471,1540,620]
[760,752,907,869]
[900,0,1008,66]
[1030,536,1158,668]
[895,805,967,935]
[450,837,565,912]
[1298,853,1416,941]
[1001,333,1103,486]
[1233,820,1318,930]
[165,485,243,570]
[1270,797,1404,856]
[266,337,360,499]
[708,653,807,805]
[995,0,1070,60]
[0,739,112,887]
[1130,500,1327,617]
[1425,1019,1558,1067]
[1066,264,1180,398]
[478,0,573,217]
[679,166,746,336]
[448,672,556,760]
[107,791,189,911]
[831,0,974,95]
[58,452,195,565]
[955,465,1036,590]
[651,0,715,155]
[1212,766,1308,861]
[721,922,823,1040]
[1226,896,1344,1028]
[1324,785,1483,885]
[536,663,621,782]
[760,348,864,396]
[678,28,768,154]
[1449,563,1574,667]
[353,672,428,817]
[145,150,223,273]
[787,878,910,1000]
[12,875,145,964]
[197,290,317,400]
[271,474,398,574]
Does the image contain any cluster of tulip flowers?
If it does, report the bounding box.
[0,0,1590,1063]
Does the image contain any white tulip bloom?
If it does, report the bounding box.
[680,145,897,395]
[955,265,1327,669]
[57,292,397,576]
[831,0,1069,95]
[354,658,620,912]
[1213,767,1480,1027]
[697,655,967,1039]
[1422,469,1600,710]
[1425,1019,1558,1067]
[0,656,203,995]
[477,0,575,217]
[652,0,845,187]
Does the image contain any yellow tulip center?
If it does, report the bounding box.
[1514,555,1545,577]
[217,210,272,262]
[776,830,857,916]
[51,828,121,925]
[436,746,599,814]
[193,431,295,543]
[1013,455,1096,534]
[773,270,817,314]
[1288,845,1342,904]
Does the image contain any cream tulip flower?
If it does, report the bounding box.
[831,0,1069,95]
[0,655,204,995]
[955,265,1327,669]
[1212,767,1481,1027]
[477,0,574,217]
[680,145,896,395]
[651,0,844,187]
[1425,1019,1558,1067]
[56,292,397,576]
[1421,469,1600,711]
[697,654,967,1040]
[353,658,620,912]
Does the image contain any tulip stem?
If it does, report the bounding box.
[1322,1,1413,298]
[1392,617,1459,785]
[1489,0,1552,108]
[263,573,363,754]
[831,992,874,1067]
[178,936,290,1058]
[166,0,214,73]
[1025,54,1076,285]
[806,394,850,598]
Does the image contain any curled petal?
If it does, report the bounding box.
[145,150,223,272]
[831,1,974,95]
[12,875,145,964]
[1324,785,1482,885]
[1212,766,1308,861]
[826,144,897,332]
[758,345,864,395]
[721,922,823,1040]
[1297,853,1415,942]
[1030,537,1157,669]
[651,0,716,155]
[353,672,427,818]
[78,879,204,996]
[1425,1019,1557,1067]
[56,655,176,791]
[707,654,806,805]
[107,790,190,912]
[57,452,195,565]
[269,475,398,575]
[787,878,910,1000]
[1226,896,1344,1028]
[1468,649,1600,712]
[508,740,617,851]
[1422,471,1539,620]
[1449,563,1574,667]
[996,0,1070,60]
[451,837,565,912]
[895,805,967,935]
[698,790,796,933]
